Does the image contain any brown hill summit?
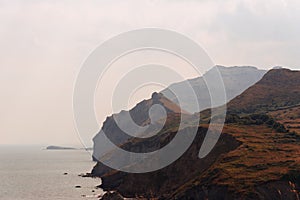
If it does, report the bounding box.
[162,65,266,112]
[92,68,300,200]
[228,68,300,114]
[92,92,189,161]
[93,66,266,160]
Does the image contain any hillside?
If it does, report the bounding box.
[269,105,300,134]
[228,68,300,114]
[162,65,266,113]
[93,66,266,161]
[92,68,300,199]
[92,92,189,161]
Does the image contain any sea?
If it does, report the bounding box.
[0,146,104,200]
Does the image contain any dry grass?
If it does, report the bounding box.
[269,105,300,134]
[192,123,300,194]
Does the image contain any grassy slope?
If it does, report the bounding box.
[269,105,300,134]
[93,69,300,199]
[228,69,300,114]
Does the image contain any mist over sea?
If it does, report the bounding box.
[0,146,103,200]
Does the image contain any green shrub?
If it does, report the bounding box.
[225,113,289,133]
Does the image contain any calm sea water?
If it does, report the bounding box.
[0,146,104,200]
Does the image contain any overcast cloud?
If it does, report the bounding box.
[0,0,299,146]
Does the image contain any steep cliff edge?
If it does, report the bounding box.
[93,66,266,161]
[92,68,300,199]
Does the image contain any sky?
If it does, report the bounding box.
[0,0,300,146]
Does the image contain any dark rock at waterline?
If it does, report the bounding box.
[101,192,123,200]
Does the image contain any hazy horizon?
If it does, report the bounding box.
[1,0,300,146]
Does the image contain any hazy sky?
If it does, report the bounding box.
[1,0,300,146]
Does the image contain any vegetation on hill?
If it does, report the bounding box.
[228,69,300,114]
[226,113,289,133]
[92,68,300,199]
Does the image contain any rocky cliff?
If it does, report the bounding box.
[91,68,300,199]
[93,66,266,161]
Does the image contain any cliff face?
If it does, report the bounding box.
[92,68,300,199]
[95,122,300,199]
[93,92,184,146]
[170,123,300,200]
[92,92,190,162]
[98,127,241,198]
[93,66,266,161]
